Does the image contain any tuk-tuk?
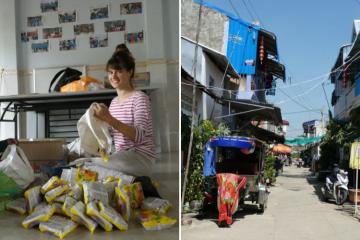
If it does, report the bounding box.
[202,136,268,225]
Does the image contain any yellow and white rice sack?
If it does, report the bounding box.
[136,210,177,231]
[82,182,108,205]
[62,196,77,217]
[114,187,131,222]
[24,186,42,213]
[41,176,66,194]
[141,197,172,214]
[39,215,77,239]
[45,184,69,203]
[70,201,97,233]
[22,205,55,229]
[98,201,128,231]
[86,202,113,232]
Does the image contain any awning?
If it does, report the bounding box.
[285,136,323,146]
[222,98,283,125]
[266,58,286,80]
[246,124,285,143]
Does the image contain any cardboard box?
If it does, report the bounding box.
[18,138,66,162]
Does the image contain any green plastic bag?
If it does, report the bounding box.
[0,171,22,212]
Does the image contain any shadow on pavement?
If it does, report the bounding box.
[306,173,325,202]
[196,204,263,227]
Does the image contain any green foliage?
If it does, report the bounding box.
[184,120,230,203]
[319,117,360,171]
[264,154,276,183]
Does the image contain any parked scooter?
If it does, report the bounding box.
[323,169,349,205]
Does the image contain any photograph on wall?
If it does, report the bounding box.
[125,30,144,44]
[74,23,94,35]
[43,27,62,39]
[27,30,38,41]
[104,20,125,32]
[59,39,76,51]
[31,40,49,53]
[20,32,29,42]
[120,2,142,15]
[90,33,108,48]
[27,16,42,27]
[90,5,109,20]
[40,0,58,13]
[59,10,77,24]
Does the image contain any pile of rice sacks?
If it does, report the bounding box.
[5,167,176,239]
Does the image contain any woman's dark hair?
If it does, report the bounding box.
[106,44,135,79]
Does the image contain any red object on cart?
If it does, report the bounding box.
[216,173,247,225]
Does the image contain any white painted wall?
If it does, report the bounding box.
[0,0,179,153]
[0,0,18,139]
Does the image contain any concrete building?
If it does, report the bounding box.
[330,19,360,120]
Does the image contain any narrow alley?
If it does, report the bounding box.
[182,166,360,240]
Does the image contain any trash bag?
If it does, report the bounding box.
[0,145,34,189]
[77,103,112,161]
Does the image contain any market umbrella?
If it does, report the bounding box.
[272,144,292,154]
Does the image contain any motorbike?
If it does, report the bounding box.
[323,169,349,205]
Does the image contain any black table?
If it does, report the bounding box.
[0,87,157,138]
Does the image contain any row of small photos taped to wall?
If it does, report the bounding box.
[28,31,144,53]
[21,21,131,42]
[38,1,141,17]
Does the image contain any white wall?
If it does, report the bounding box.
[0,0,17,139]
[0,0,179,153]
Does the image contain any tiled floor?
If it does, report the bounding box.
[0,152,179,240]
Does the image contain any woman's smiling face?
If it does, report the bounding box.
[108,68,133,89]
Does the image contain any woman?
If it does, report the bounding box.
[93,44,156,177]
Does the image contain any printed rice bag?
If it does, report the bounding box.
[117,175,135,188]
[41,176,66,194]
[98,201,128,231]
[76,168,97,182]
[86,202,113,232]
[33,202,48,212]
[60,168,77,186]
[52,202,65,215]
[70,201,97,233]
[24,186,42,213]
[105,181,117,205]
[39,215,77,239]
[53,194,67,204]
[83,182,108,205]
[114,187,131,222]
[45,184,69,203]
[104,176,118,184]
[137,210,177,231]
[62,196,77,217]
[141,197,172,214]
[22,205,55,229]
[68,183,83,201]
[6,198,26,215]
[123,182,144,209]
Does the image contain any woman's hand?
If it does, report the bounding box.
[93,103,113,124]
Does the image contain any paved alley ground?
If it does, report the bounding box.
[182,165,360,240]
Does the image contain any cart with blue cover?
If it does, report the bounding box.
[202,136,268,226]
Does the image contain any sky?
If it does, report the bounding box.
[198,0,360,138]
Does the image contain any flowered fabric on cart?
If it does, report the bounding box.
[216,173,247,225]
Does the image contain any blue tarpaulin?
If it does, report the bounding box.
[203,136,256,176]
[193,0,244,21]
[227,19,258,75]
[193,0,259,75]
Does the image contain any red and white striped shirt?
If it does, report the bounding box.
[109,91,156,159]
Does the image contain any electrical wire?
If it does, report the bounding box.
[240,0,256,22]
